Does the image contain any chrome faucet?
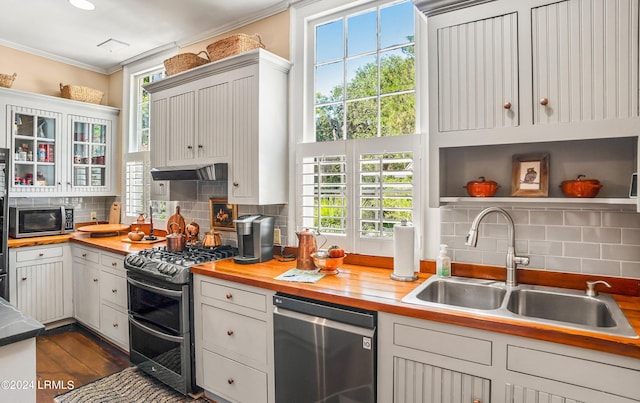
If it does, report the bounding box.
[465,207,529,287]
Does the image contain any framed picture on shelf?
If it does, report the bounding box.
[511,153,549,197]
[209,198,237,231]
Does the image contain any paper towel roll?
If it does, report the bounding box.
[392,221,416,281]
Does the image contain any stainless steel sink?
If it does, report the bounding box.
[506,287,617,328]
[408,277,507,310]
[401,276,638,338]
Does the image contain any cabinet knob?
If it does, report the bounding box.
[198,144,203,149]
[539,97,549,106]
[159,183,164,187]
[233,182,239,187]
[58,182,62,185]
[113,323,118,328]
[67,182,71,185]
[21,276,27,281]
[227,378,234,385]
[227,329,234,336]
[112,288,117,293]
[93,278,99,282]
[82,253,87,257]
[225,293,233,299]
[503,102,512,110]
[187,145,193,150]
[112,262,117,266]
[38,253,44,257]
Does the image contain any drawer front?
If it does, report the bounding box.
[394,323,492,366]
[100,252,124,271]
[16,246,63,262]
[72,247,100,264]
[507,345,640,400]
[202,349,267,403]
[101,304,129,347]
[200,280,266,313]
[200,304,267,365]
[100,270,127,308]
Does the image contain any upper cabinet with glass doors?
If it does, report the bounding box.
[1,87,119,197]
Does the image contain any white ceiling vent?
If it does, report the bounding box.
[97,38,130,52]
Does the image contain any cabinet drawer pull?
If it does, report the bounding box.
[198,144,203,149]
[233,182,239,187]
[113,323,118,328]
[82,253,87,257]
[539,97,549,106]
[93,278,99,282]
[227,329,234,336]
[38,253,44,257]
[187,145,193,150]
[503,102,512,110]
[112,288,117,293]
[225,293,233,299]
[159,183,164,187]
[21,276,27,281]
[227,378,234,385]
[112,262,117,267]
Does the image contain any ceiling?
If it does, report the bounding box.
[0,0,289,74]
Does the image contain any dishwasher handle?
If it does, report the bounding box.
[274,293,376,329]
[274,306,375,339]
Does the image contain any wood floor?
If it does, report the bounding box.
[36,324,131,402]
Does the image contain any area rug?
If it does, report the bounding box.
[54,366,210,402]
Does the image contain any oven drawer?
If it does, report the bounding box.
[202,349,267,403]
[200,304,267,366]
[101,304,128,347]
[100,270,127,308]
[16,245,63,262]
[73,246,100,263]
[101,252,124,271]
[199,280,267,313]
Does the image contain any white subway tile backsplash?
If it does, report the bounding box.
[563,242,600,259]
[441,205,640,279]
[583,227,621,244]
[564,211,601,227]
[622,228,640,245]
[546,226,581,241]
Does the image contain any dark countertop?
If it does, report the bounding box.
[0,298,44,347]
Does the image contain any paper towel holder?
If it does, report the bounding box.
[391,219,418,282]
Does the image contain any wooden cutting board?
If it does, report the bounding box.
[78,224,130,234]
[167,206,186,234]
[109,202,121,224]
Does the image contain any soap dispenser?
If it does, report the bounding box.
[436,244,451,277]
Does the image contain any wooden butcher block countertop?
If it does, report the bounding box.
[10,233,640,359]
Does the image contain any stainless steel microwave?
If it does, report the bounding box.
[9,206,74,238]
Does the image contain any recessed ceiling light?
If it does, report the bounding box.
[69,0,95,11]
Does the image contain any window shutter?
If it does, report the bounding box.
[124,151,149,219]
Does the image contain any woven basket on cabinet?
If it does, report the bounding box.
[60,83,104,104]
[163,51,210,76]
[206,33,264,62]
[0,73,16,88]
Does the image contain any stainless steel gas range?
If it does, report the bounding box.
[124,245,237,395]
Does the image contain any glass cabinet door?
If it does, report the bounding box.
[12,108,59,189]
[72,119,108,188]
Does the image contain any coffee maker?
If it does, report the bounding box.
[233,214,274,264]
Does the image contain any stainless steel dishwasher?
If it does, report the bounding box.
[273,293,376,403]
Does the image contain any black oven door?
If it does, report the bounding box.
[127,273,189,335]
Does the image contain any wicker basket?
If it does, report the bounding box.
[60,83,104,104]
[0,73,17,88]
[206,33,264,63]
[164,51,210,76]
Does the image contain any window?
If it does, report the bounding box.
[122,49,175,223]
[295,0,419,256]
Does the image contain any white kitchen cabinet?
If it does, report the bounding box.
[423,0,640,209]
[146,49,291,205]
[378,312,640,403]
[71,245,129,349]
[72,245,101,329]
[8,244,72,325]
[0,87,119,197]
[193,274,275,403]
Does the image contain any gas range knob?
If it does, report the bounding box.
[168,266,178,275]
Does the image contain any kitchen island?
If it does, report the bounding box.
[0,297,44,402]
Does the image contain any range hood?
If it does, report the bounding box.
[151,163,228,181]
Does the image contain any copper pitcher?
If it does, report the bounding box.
[296,228,326,270]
